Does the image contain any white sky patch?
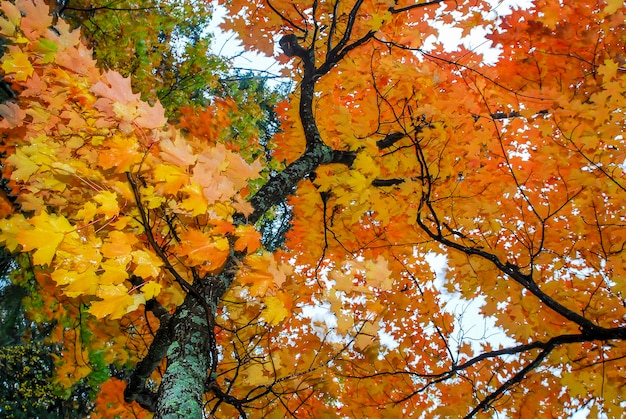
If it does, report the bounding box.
[378,320,401,351]
[298,301,343,344]
[425,251,516,351]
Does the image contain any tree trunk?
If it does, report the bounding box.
[154,294,211,419]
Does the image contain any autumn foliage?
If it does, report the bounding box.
[1,0,625,417]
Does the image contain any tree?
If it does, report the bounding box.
[0,0,624,417]
[0,1,278,414]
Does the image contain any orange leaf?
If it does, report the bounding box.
[234,225,261,253]
[176,229,230,273]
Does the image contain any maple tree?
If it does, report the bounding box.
[0,0,625,417]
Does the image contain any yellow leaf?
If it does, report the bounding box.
[99,259,129,285]
[154,164,189,195]
[354,321,380,350]
[602,0,623,15]
[1,50,33,81]
[51,268,99,297]
[18,212,75,265]
[180,184,208,216]
[88,284,145,319]
[242,363,272,386]
[0,214,30,251]
[93,190,120,218]
[141,185,166,209]
[132,249,163,279]
[239,253,293,295]
[597,59,619,81]
[261,295,289,325]
[5,148,39,181]
[369,11,392,31]
[0,16,16,38]
[141,281,162,300]
[76,202,97,223]
[336,312,354,335]
[330,269,356,293]
[1,1,20,23]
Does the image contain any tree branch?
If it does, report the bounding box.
[389,0,449,14]
[241,145,355,224]
[124,303,175,410]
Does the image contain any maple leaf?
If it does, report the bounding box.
[238,253,292,296]
[369,11,392,31]
[241,363,273,386]
[0,14,16,37]
[50,268,99,297]
[179,184,209,216]
[234,225,261,253]
[159,134,197,167]
[210,219,236,235]
[96,135,143,172]
[45,18,81,51]
[100,260,130,285]
[460,11,484,38]
[0,1,21,34]
[141,281,162,300]
[93,190,121,218]
[92,71,166,129]
[602,0,623,15]
[261,295,289,325]
[176,229,230,273]
[33,38,58,64]
[0,101,26,128]
[93,378,149,419]
[135,100,167,129]
[132,249,164,279]
[1,49,34,81]
[365,256,394,290]
[597,59,619,81]
[88,284,145,319]
[101,231,138,259]
[354,321,380,351]
[16,0,52,38]
[153,164,190,194]
[92,71,141,105]
[0,214,30,251]
[55,42,99,76]
[18,212,76,265]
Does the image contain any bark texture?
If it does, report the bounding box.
[154,295,211,419]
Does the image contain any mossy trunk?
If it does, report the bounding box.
[154,295,210,419]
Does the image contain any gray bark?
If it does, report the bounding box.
[154,294,211,419]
